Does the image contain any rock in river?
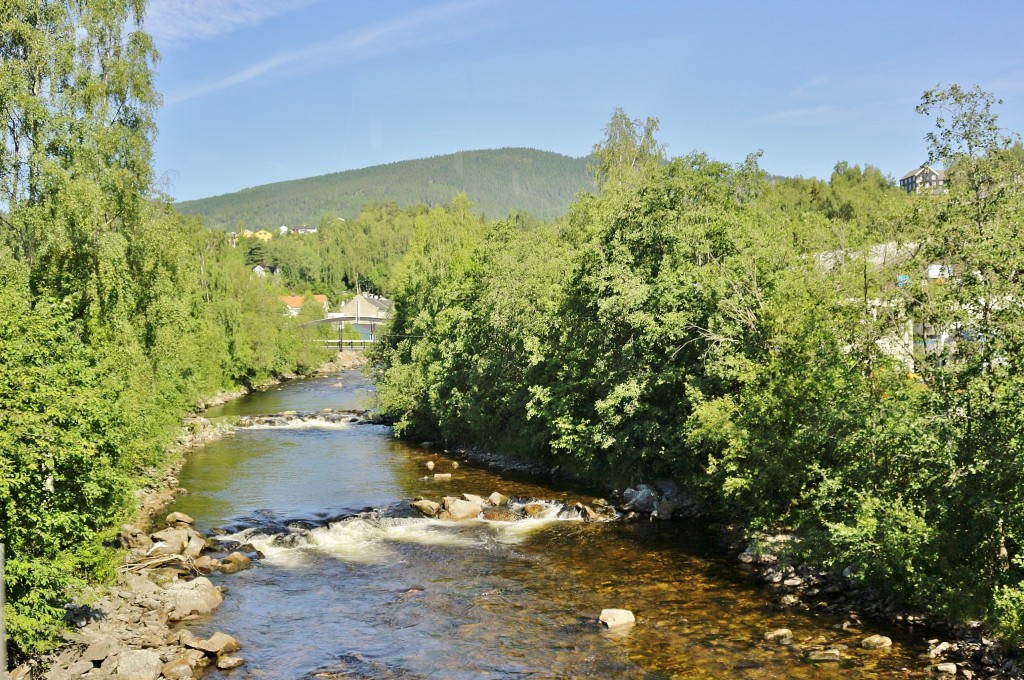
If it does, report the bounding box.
[599,608,636,629]
[862,634,892,650]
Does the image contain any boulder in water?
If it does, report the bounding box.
[219,551,252,574]
[599,608,636,629]
[412,499,441,516]
[488,492,508,506]
[166,511,194,525]
[482,506,523,522]
[440,497,483,520]
[621,485,659,513]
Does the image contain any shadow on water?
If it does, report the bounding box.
[169,371,930,679]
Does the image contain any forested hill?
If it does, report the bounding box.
[175,148,594,228]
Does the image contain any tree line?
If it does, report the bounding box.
[0,2,329,659]
[372,94,1024,640]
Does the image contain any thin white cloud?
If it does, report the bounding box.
[145,0,315,48]
[166,0,491,105]
[790,76,830,97]
[762,105,839,123]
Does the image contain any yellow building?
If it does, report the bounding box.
[252,229,273,242]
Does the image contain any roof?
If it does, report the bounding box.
[278,295,305,310]
[311,294,328,307]
[901,165,945,181]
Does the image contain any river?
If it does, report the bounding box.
[167,370,929,678]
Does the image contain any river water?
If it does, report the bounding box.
[168,371,930,678]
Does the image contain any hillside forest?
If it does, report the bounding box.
[174,148,594,229]
[5,0,1024,665]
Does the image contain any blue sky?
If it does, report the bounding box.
[147,0,1024,202]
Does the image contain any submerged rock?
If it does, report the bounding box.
[806,649,842,663]
[764,628,793,645]
[862,634,892,650]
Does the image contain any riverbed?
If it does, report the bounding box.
[167,370,930,678]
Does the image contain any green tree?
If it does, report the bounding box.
[588,107,665,189]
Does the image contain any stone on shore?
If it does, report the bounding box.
[217,656,245,670]
[149,528,190,556]
[184,533,207,559]
[181,630,240,655]
[161,656,196,680]
[599,608,636,629]
[163,577,223,621]
[862,634,892,650]
[115,649,163,680]
[119,524,153,550]
[934,662,958,674]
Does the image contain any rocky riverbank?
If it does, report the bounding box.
[10,512,255,680]
[728,532,1022,677]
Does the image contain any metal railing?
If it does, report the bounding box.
[319,339,375,350]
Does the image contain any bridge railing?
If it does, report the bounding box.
[319,339,375,350]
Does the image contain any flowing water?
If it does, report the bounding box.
[169,371,931,678]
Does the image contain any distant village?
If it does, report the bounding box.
[227,223,322,248]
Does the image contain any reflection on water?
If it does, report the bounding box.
[169,371,928,678]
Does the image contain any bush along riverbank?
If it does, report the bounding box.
[370,99,1024,673]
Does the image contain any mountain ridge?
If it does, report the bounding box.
[174,147,594,228]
